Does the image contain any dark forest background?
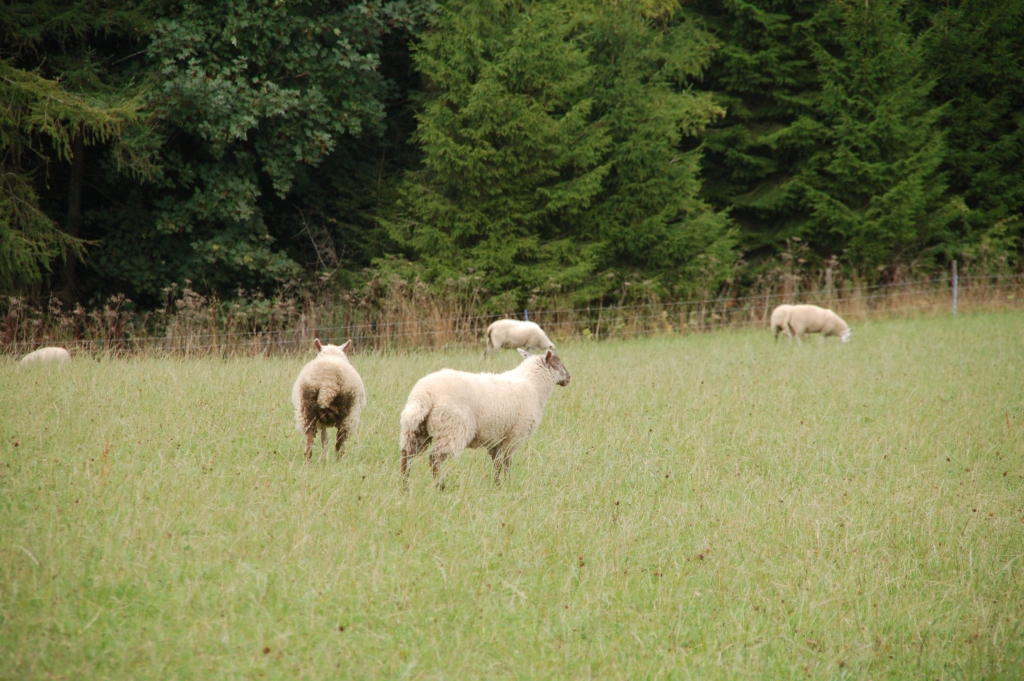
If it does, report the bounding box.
[3,0,1022,312]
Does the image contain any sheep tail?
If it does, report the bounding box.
[399,395,432,477]
[316,382,341,412]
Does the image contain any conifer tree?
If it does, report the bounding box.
[399,0,734,306]
[914,0,1024,260]
[690,0,829,264]
[398,0,611,306]
[0,1,156,295]
[795,0,955,277]
[579,1,736,295]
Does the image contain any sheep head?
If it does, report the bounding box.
[545,349,571,386]
[841,329,852,343]
[518,348,571,386]
[314,338,355,357]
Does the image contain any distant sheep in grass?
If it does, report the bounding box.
[292,339,366,461]
[484,319,555,356]
[769,304,795,341]
[400,348,571,487]
[20,347,71,364]
[785,304,852,343]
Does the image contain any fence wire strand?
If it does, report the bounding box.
[3,276,1022,357]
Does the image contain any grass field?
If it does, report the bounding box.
[2,312,1023,679]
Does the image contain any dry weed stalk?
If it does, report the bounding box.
[2,270,1022,358]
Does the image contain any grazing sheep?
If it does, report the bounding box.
[769,304,795,341]
[484,319,555,356]
[785,304,852,343]
[19,347,71,364]
[291,339,366,461]
[400,348,571,487]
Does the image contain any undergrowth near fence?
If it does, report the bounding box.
[3,271,1023,357]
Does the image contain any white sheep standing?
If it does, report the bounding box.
[769,304,795,341]
[291,339,366,461]
[19,347,72,364]
[784,304,852,343]
[400,348,571,487]
[484,319,556,356]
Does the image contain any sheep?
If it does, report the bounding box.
[19,347,71,364]
[785,304,852,343]
[291,338,366,461]
[400,348,571,487]
[484,319,555,356]
[769,304,795,341]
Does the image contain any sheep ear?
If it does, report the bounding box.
[517,348,531,359]
[544,349,555,365]
[340,339,354,355]
[314,338,322,352]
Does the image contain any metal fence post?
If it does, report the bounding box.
[952,260,958,315]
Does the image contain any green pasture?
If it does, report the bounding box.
[2,312,1023,679]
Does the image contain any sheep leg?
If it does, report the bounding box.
[499,442,520,485]
[489,445,514,486]
[320,427,328,460]
[304,426,315,461]
[430,450,451,490]
[488,446,504,485]
[334,428,347,461]
[400,424,430,481]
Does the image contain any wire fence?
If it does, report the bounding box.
[3,274,1023,358]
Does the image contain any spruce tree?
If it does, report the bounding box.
[795,0,955,277]
[689,0,829,264]
[398,0,612,306]
[914,0,1024,260]
[579,1,736,295]
[399,0,734,306]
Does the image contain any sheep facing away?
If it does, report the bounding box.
[781,304,852,343]
[291,339,366,461]
[19,347,71,364]
[400,348,571,487]
[769,304,795,341]
[484,319,555,356]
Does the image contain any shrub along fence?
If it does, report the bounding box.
[3,274,1022,358]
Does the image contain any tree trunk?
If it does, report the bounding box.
[62,127,85,297]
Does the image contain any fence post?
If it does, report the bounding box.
[951,260,958,316]
[524,309,529,321]
[825,266,833,307]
